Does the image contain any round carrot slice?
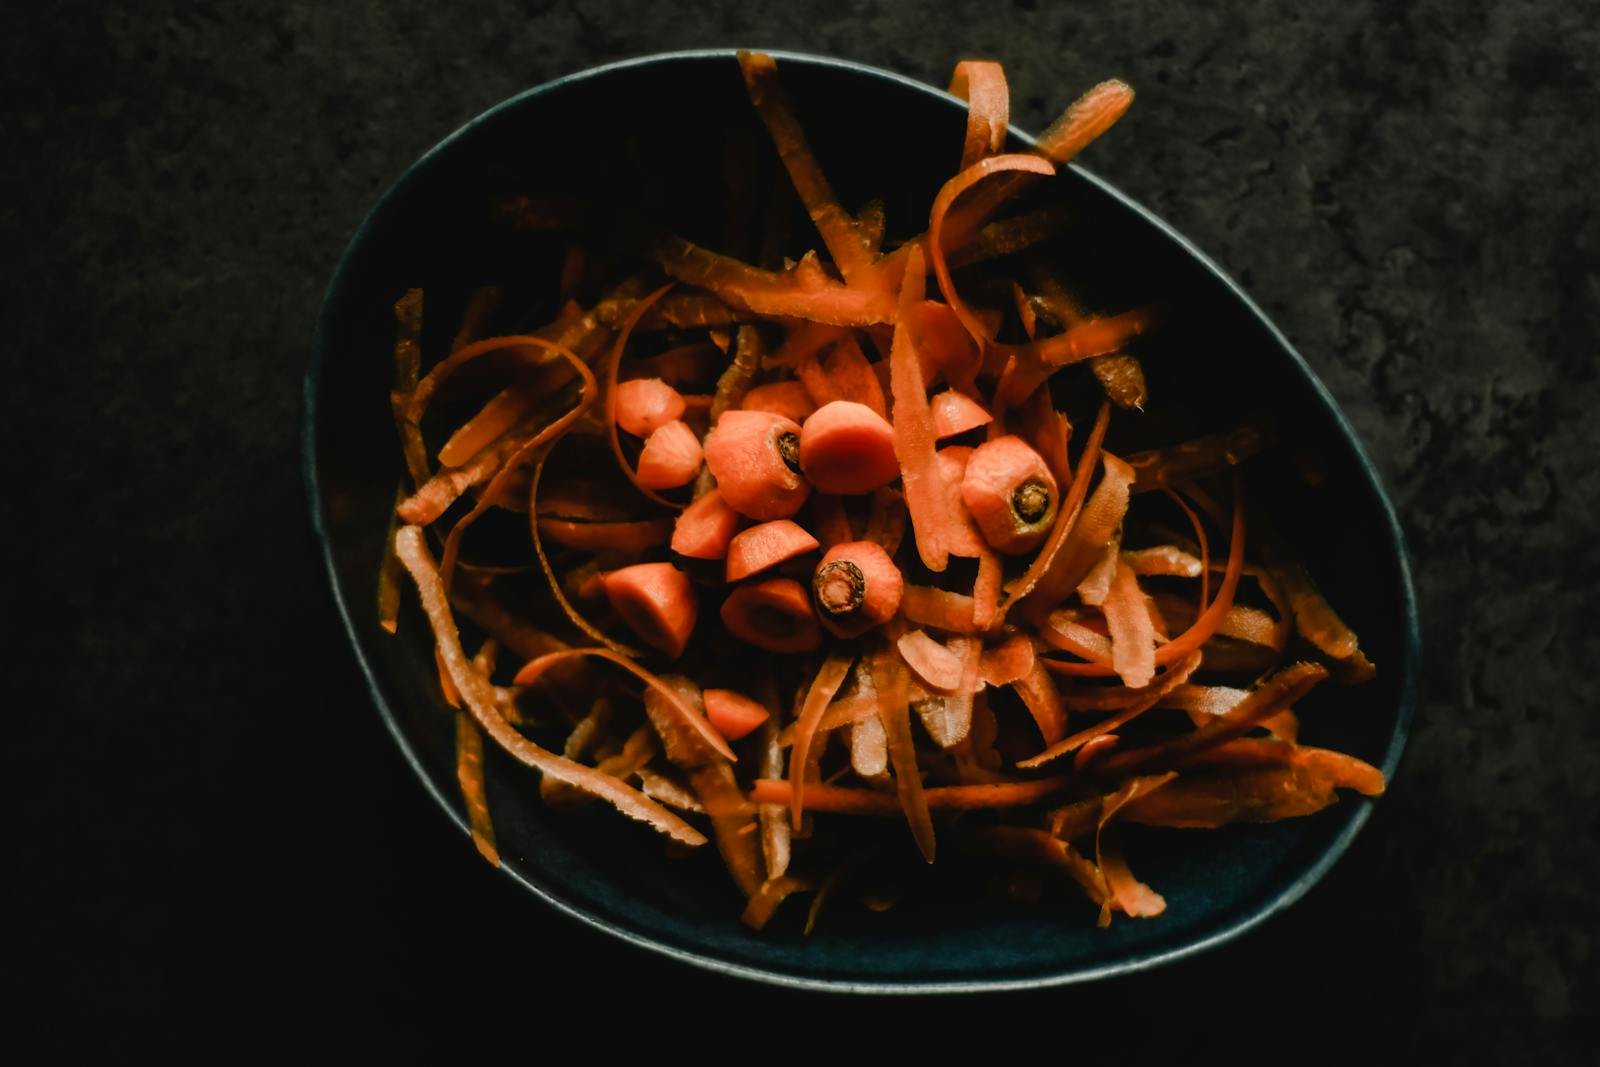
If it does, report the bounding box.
[703,409,811,520]
[961,435,1059,554]
[720,576,823,653]
[635,420,704,490]
[811,540,902,638]
[603,562,698,658]
[703,688,771,742]
[615,378,686,437]
[799,400,899,495]
[725,519,821,582]
[671,488,742,561]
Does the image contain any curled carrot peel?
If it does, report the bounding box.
[873,637,936,862]
[1018,652,1202,770]
[395,527,706,847]
[928,154,1056,347]
[536,517,672,553]
[949,59,1011,170]
[529,456,644,659]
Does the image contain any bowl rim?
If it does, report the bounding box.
[303,47,1420,994]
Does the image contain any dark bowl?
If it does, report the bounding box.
[305,49,1419,992]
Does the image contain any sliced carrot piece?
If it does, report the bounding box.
[812,540,903,638]
[930,390,993,439]
[615,377,687,437]
[635,420,704,490]
[798,400,899,495]
[897,629,965,694]
[742,380,816,422]
[704,688,772,743]
[721,577,823,653]
[603,562,699,659]
[961,435,1059,555]
[725,519,821,582]
[703,409,811,520]
[670,488,742,561]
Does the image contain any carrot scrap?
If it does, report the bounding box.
[602,562,699,659]
[725,519,821,582]
[890,245,961,572]
[536,517,672,553]
[750,775,1070,814]
[671,488,742,561]
[949,59,1010,169]
[742,380,817,423]
[614,378,687,438]
[1018,651,1201,769]
[979,632,1036,687]
[799,400,900,495]
[897,629,966,694]
[704,688,772,743]
[930,389,994,439]
[721,577,823,653]
[703,409,811,521]
[813,539,903,638]
[635,420,704,490]
[787,649,859,828]
[455,708,499,866]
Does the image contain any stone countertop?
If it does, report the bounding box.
[8,1,1595,1057]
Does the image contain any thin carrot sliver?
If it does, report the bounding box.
[527,456,643,659]
[455,709,499,866]
[787,649,858,829]
[739,52,875,284]
[928,154,1055,346]
[1018,651,1201,769]
[871,637,935,862]
[901,585,981,634]
[949,59,1010,169]
[889,244,958,572]
[1009,657,1068,745]
[535,517,672,553]
[750,775,1069,814]
[391,288,429,489]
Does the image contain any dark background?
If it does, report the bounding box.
[8,0,1595,1058]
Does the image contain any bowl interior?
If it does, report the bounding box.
[307,50,1417,990]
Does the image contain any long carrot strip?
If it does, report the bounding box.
[391,288,429,489]
[1017,651,1201,769]
[949,60,1010,170]
[1094,772,1176,925]
[787,649,858,829]
[1015,451,1134,620]
[929,154,1056,346]
[1002,400,1111,617]
[901,585,981,634]
[750,775,1070,814]
[739,52,876,284]
[872,637,936,861]
[756,681,791,880]
[394,526,705,846]
[1010,657,1069,746]
[455,707,499,866]
[741,875,814,931]
[890,245,960,572]
[535,517,672,553]
[647,231,895,325]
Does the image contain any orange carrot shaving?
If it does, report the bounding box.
[1014,451,1134,620]
[1010,657,1068,746]
[871,637,935,861]
[739,51,875,284]
[741,875,814,931]
[1103,560,1157,687]
[901,585,981,634]
[750,776,1070,814]
[455,709,499,866]
[1125,420,1273,494]
[1018,652,1201,769]
[929,154,1055,346]
[949,60,1011,169]
[897,629,966,694]
[787,649,858,828]
[890,245,960,572]
[864,485,908,557]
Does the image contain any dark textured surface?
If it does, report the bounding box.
[8,1,1595,1058]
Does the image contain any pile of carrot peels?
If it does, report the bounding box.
[380,52,1383,932]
